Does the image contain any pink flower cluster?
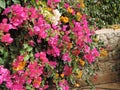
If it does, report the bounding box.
[59,80,69,90]
[72,15,99,64]
[47,35,60,57]
[84,45,99,64]
[33,16,50,39]
[0,59,49,89]
[3,4,28,27]
[0,19,13,44]
[0,66,11,86]
[47,0,61,8]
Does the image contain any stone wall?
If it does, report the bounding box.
[90,29,120,85]
[95,29,120,83]
[96,29,120,60]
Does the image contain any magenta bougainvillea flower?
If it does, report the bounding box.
[47,0,61,7]
[63,65,72,76]
[1,33,13,44]
[84,48,100,64]
[0,18,13,32]
[62,52,71,62]
[59,80,69,90]
[39,52,49,63]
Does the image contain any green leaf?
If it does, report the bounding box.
[0,58,4,65]
[7,0,12,6]
[12,0,20,4]
[4,52,8,58]
[26,85,32,90]
[0,0,6,9]
[69,76,75,84]
[0,47,4,54]
[24,0,27,3]
[26,46,33,52]
[24,55,30,61]
[23,43,28,49]
[20,50,24,55]
[31,0,38,9]
[29,52,33,58]
[0,8,2,13]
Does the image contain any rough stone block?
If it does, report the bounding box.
[96,29,120,60]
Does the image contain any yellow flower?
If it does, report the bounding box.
[13,61,26,71]
[93,38,99,42]
[77,71,82,78]
[55,73,59,78]
[60,16,69,23]
[67,7,73,14]
[75,57,79,62]
[112,25,120,30]
[79,59,85,66]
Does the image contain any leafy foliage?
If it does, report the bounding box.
[84,0,120,28]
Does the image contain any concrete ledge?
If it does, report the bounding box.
[79,82,120,90]
[96,29,120,34]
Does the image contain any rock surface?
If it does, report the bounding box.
[96,29,120,60]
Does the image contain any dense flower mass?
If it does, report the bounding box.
[0,0,102,90]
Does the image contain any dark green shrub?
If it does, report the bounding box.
[85,0,120,28]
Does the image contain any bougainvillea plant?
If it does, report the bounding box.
[0,0,103,90]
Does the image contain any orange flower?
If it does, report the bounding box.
[79,0,85,8]
[75,57,79,62]
[33,79,41,85]
[79,0,84,2]
[79,59,85,66]
[76,12,82,16]
[74,83,80,87]
[72,49,80,55]
[76,12,82,21]
[81,3,85,8]
[61,73,64,78]
[67,7,73,13]
[60,16,69,23]
[47,7,52,11]
[100,49,108,57]
[33,78,41,87]
[13,61,26,71]
[67,43,73,50]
